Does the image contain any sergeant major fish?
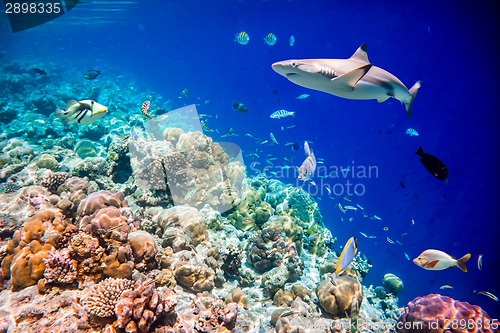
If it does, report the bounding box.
[270,109,295,119]
[55,99,108,125]
[272,44,421,118]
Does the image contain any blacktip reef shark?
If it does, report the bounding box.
[272,44,421,118]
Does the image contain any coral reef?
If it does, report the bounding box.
[316,276,363,317]
[79,277,135,317]
[398,294,496,333]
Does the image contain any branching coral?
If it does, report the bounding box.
[79,277,134,317]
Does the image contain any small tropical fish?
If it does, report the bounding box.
[439,285,453,290]
[477,255,483,270]
[287,125,296,129]
[473,290,498,301]
[349,295,359,333]
[141,100,152,119]
[298,141,316,185]
[270,133,279,144]
[383,227,388,231]
[338,203,345,214]
[84,69,100,80]
[406,128,419,136]
[130,126,138,139]
[371,215,382,220]
[416,147,448,182]
[289,34,295,46]
[40,231,61,242]
[201,120,214,132]
[344,205,357,211]
[360,232,368,238]
[235,31,250,45]
[329,237,357,281]
[356,204,364,210]
[264,33,277,45]
[343,196,352,202]
[404,252,410,261]
[0,182,22,193]
[32,68,47,75]
[233,103,248,113]
[184,189,197,201]
[413,249,471,272]
[179,89,189,98]
[411,219,415,225]
[270,109,295,119]
[386,237,395,244]
[401,232,408,236]
[55,99,108,125]
[296,94,310,99]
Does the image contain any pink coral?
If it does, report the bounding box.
[398,294,497,333]
[42,248,76,284]
[114,280,177,333]
[77,190,127,217]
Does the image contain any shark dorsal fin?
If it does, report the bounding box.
[330,63,373,91]
[349,44,370,64]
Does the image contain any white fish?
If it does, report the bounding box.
[264,33,277,45]
[406,128,419,136]
[329,237,357,281]
[272,44,421,119]
[270,109,295,119]
[55,99,108,125]
[289,34,295,46]
[298,141,316,185]
[413,249,471,272]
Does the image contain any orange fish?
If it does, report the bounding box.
[141,100,152,119]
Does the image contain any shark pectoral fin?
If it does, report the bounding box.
[377,95,390,104]
[330,63,373,91]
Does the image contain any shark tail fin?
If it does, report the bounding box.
[404,80,421,119]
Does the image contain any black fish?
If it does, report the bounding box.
[233,103,248,113]
[32,68,47,75]
[415,147,448,182]
[84,70,100,80]
[290,143,299,151]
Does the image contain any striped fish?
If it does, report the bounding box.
[141,100,152,119]
[270,109,295,119]
[201,120,214,132]
[55,99,108,125]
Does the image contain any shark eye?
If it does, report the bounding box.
[291,62,297,68]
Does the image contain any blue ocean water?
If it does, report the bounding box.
[1,0,499,319]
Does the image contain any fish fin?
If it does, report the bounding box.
[54,109,66,118]
[456,253,471,272]
[349,43,370,64]
[377,95,391,104]
[426,259,440,268]
[65,99,78,109]
[310,180,316,186]
[404,80,421,119]
[330,63,373,91]
[304,141,311,156]
[415,146,424,157]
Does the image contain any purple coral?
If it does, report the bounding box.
[42,248,77,284]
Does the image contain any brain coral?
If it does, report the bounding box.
[397,294,497,333]
[77,190,127,217]
[79,277,135,317]
[316,276,363,317]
